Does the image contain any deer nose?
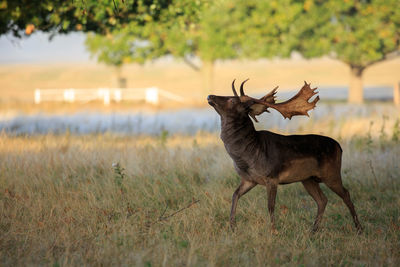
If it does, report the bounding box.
[207,95,211,101]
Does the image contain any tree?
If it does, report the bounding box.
[81,1,206,89]
[187,0,304,93]
[292,0,400,103]
[84,0,238,95]
[1,0,183,88]
[136,0,301,94]
[151,0,307,94]
[228,0,303,60]
[85,27,152,87]
[187,1,239,94]
[134,0,236,94]
[0,0,177,37]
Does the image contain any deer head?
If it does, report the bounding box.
[207,79,320,122]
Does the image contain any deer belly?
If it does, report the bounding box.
[278,158,319,184]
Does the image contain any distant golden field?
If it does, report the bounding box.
[0,57,399,108]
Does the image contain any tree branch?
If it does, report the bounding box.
[146,199,200,228]
[365,51,400,68]
[112,0,119,15]
[183,57,201,71]
[159,199,200,221]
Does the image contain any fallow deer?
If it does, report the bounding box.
[207,79,362,233]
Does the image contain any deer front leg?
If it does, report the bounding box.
[266,182,278,231]
[230,180,256,230]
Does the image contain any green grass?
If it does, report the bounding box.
[0,133,399,266]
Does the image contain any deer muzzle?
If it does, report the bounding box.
[207,95,216,106]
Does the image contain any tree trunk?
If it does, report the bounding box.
[202,60,214,96]
[348,66,364,104]
[394,82,400,106]
[114,66,127,89]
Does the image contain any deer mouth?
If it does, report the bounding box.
[207,95,216,106]
[208,101,216,107]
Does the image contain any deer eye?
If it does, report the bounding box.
[230,98,238,104]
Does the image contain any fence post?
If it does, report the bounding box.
[34,89,41,104]
[70,89,75,103]
[63,89,75,103]
[63,89,68,102]
[394,82,400,106]
[103,89,110,105]
[145,87,159,105]
[114,89,122,103]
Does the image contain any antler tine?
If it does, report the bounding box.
[232,79,238,97]
[240,78,249,96]
[261,86,278,103]
[255,81,320,120]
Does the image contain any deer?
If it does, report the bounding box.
[207,79,362,233]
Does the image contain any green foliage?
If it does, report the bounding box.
[294,0,400,69]
[83,0,400,74]
[112,162,125,186]
[0,0,176,37]
[186,0,238,61]
[84,1,206,66]
[159,129,169,146]
[1,0,197,66]
[82,0,303,68]
[85,30,150,66]
[113,0,305,63]
[141,0,206,59]
[226,0,304,59]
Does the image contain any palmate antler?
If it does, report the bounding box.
[236,80,319,120]
[265,81,319,119]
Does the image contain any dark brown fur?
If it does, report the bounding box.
[208,90,362,233]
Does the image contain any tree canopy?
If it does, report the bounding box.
[292,0,400,102]
[0,0,175,37]
[294,0,400,68]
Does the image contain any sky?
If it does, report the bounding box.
[0,32,92,63]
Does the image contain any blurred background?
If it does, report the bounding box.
[1,1,400,265]
[0,0,399,135]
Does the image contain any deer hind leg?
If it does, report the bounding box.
[230,180,256,230]
[325,178,363,233]
[302,178,328,232]
[266,183,278,231]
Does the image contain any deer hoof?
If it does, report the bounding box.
[270,226,278,235]
[311,225,320,234]
[230,220,237,232]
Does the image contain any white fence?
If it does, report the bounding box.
[34,87,185,105]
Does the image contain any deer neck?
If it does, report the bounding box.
[220,115,259,156]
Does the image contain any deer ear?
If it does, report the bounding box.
[248,103,269,123]
[247,87,278,122]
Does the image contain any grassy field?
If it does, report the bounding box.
[1,116,400,266]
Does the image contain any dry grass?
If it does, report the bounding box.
[1,117,400,266]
